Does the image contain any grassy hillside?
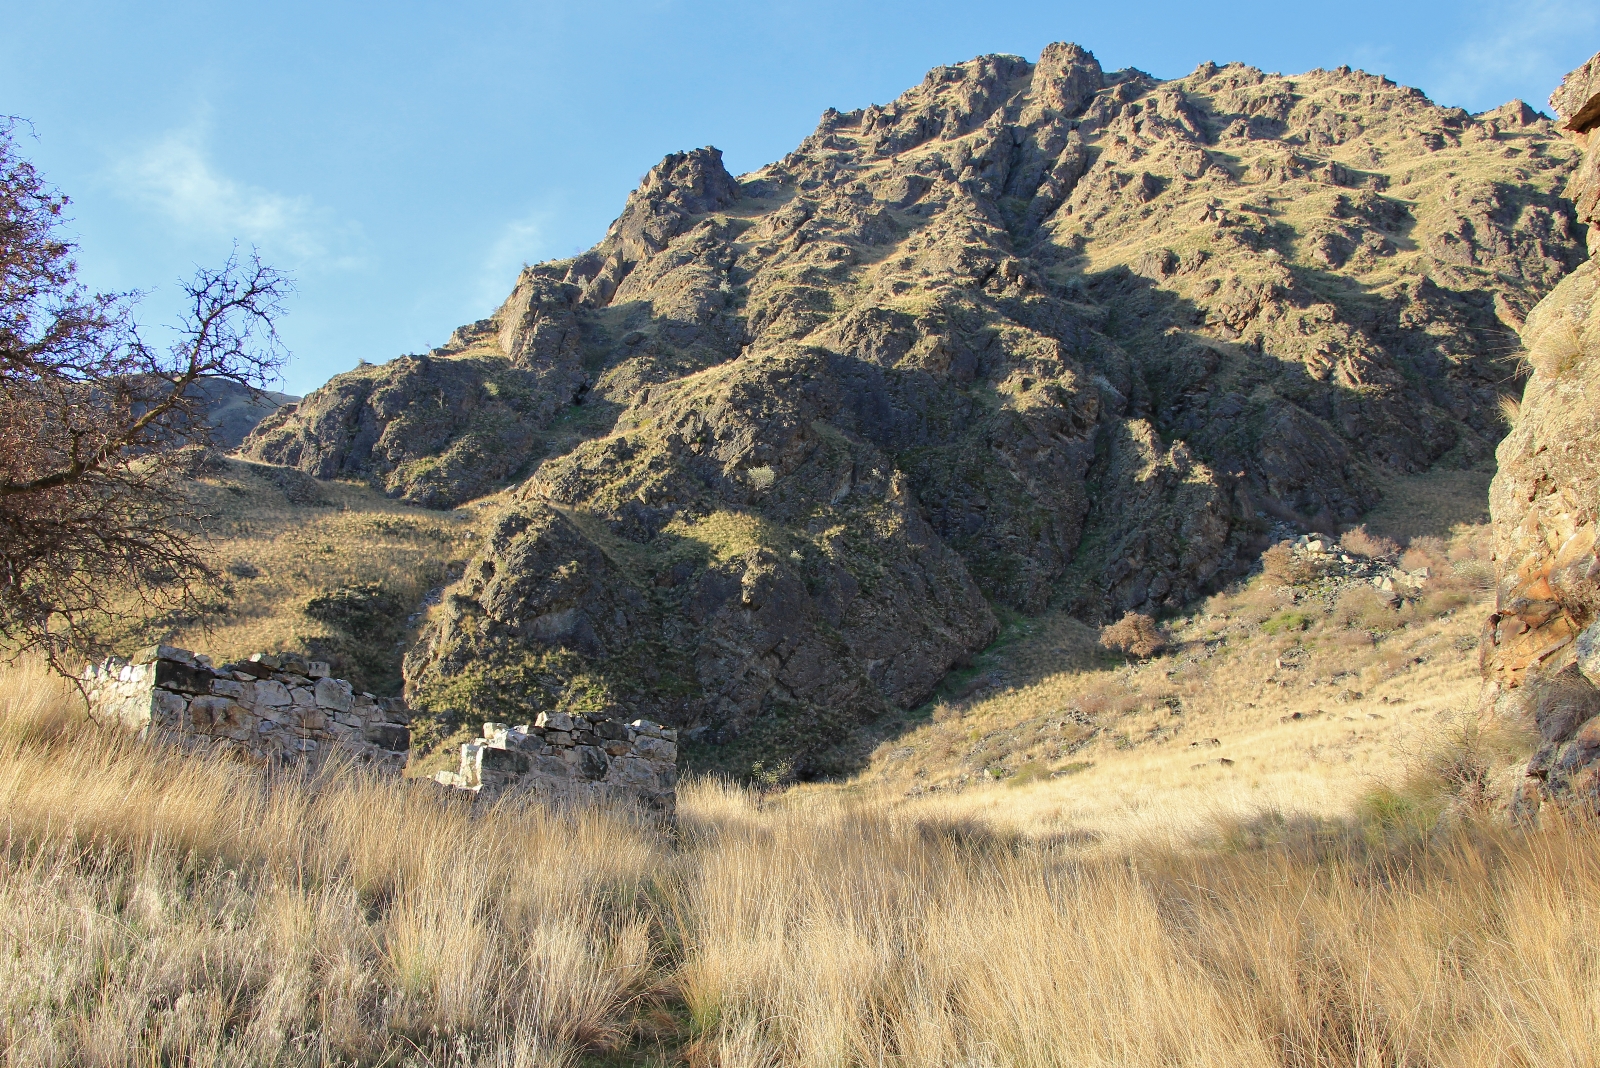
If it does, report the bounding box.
[822,489,1510,848]
[2,656,1594,1067]
[93,456,477,699]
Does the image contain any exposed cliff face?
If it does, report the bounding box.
[245,45,1585,773]
[1483,53,1600,812]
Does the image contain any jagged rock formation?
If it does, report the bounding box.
[1483,53,1600,812]
[246,45,1585,774]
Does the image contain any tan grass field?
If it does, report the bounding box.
[14,468,1592,1064]
[3,639,1597,1066]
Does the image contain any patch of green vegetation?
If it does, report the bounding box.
[1262,610,1316,635]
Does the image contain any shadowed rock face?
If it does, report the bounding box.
[1483,51,1600,812]
[247,46,1586,774]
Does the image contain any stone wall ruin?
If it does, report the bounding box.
[83,646,412,770]
[82,645,681,815]
[432,713,679,816]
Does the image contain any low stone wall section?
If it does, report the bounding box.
[433,712,678,815]
[83,646,410,771]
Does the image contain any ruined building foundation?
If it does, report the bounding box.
[83,646,679,815]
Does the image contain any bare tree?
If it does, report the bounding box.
[0,121,291,674]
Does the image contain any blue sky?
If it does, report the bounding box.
[4,0,1596,394]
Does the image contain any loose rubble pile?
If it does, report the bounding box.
[83,646,411,770]
[1273,533,1429,603]
[433,713,679,815]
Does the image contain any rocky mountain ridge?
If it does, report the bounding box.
[243,44,1586,773]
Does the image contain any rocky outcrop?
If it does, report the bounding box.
[1551,54,1600,253]
[1482,52,1600,813]
[250,45,1585,773]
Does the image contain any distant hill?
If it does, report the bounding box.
[193,378,298,450]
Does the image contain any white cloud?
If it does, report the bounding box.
[115,128,361,269]
[475,207,559,307]
[1425,0,1600,112]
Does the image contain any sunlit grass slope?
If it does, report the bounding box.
[3,650,1597,1066]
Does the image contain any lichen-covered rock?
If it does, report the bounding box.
[1483,51,1600,813]
[252,46,1585,772]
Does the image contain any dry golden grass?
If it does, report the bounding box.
[841,518,1515,852]
[676,781,1600,1068]
[94,459,482,694]
[0,659,663,1067]
[3,661,1597,1066]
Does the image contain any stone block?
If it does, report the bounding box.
[135,644,194,665]
[191,695,238,728]
[153,689,187,722]
[572,729,597,746]
[634,736,677,763]
[363,723,410,752]
[210,678,245,699]
[573,745,609,780]
[233,660,274,679]
[545,730,573,746]
[480,746,531,775]
[537,711,573,732]
[155,659,213,695]
[252,680,290,707]
[307,661,332,678]
[302,710,327,731]
[249,653,282,669]
[314,677,353,712]
[606,756,659,788]
[290,686,316,707]
[532,755,572,779]
[594,719,627,741]
[629,719,664,739]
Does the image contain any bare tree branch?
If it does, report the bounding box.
[0,121,292,676]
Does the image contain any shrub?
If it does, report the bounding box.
[1261,543,1316,586]
[1333,585,1397,632]
[1100,611,1164,659]
[1340,524,1398,559]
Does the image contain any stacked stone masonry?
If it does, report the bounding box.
[83,646,411,771]
[433,713,678,816]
